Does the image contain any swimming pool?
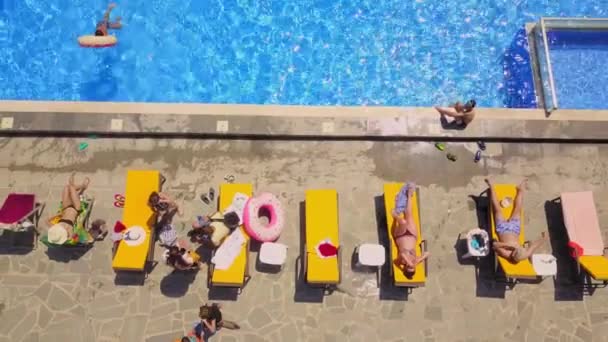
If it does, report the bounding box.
[546,30,608,110]
[0,0,605,107]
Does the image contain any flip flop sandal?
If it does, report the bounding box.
[224,175,235,183]
[209,187,215,201]
[477,141,486,151]
[200,194,210,205]
[447,153,457,162]
[114,194,125,208]
[435,142,446,151]
[474,150,482,163]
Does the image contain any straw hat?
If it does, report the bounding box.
[48,223,68,244]
[123,226,146,246]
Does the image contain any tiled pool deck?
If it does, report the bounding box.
[2,101,608,140]
[2,102,608,342]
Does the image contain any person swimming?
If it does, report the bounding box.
[95,3,122,36]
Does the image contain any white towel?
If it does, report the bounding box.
[211,229,246,270]
[223,192,249,224]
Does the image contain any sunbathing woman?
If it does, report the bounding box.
[391,182,429,277]
[48,174,90,241]
[486,178,548,263]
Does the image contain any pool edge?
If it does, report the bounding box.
[1,100,608,141]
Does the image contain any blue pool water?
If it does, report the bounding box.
[0,0,606,107]
[547,30,608,109]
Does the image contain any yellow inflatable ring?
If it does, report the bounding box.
[78,35,117,48]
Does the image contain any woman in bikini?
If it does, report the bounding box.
[50,174,90,239]
[391,182,430,276]
[486,178,547,263]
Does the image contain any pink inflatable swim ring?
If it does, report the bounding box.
[243,192,285,242]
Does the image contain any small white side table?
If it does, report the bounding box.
[461,228,490,260]
[532,254,557,278]
[357,243,386,287]
[259,242,288,268]
[357,243,386,266]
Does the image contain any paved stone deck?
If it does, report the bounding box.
[2,101,608,141]
[1,137,608,342]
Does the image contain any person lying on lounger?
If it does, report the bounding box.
[47,174,90,243]
[485,178,548,263]
[391,182,430,277]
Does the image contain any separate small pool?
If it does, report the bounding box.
[546,30,608,109]
[0,0,606,107]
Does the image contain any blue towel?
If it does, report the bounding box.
[470,239,480,250]
[393,182,413,216]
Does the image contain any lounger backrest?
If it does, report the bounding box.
[122,171,160,229]
[561,191,604,256]
[0,193,35,224]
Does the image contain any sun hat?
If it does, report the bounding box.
[123,226,146,246]
[48,223,68,244]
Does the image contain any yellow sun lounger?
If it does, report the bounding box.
[384,183,427,289]
[560,191,608,287]
[304,189,341,290]
[489,184,536,284]
[112,170,163,274]
[208,183,253,292]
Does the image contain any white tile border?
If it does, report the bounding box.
[110,119,123,131]
[322,121,335,134]
[1,116,14,129]
[216,120,229,133]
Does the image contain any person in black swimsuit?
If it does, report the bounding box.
[54,173,90,238]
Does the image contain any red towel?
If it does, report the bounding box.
[114,221,126,233]
[568,241,584,258]
[317,240,338,258]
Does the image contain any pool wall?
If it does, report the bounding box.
[529,17,608,112]
[1,100,608,141]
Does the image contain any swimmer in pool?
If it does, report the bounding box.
[95,3,122,36]
[435,99,476,127]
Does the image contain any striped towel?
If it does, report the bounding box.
[393,182,413,216]
[159,224,177,246]
[211,229,246,270]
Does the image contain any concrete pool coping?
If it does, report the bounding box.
[1,100,608,141]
